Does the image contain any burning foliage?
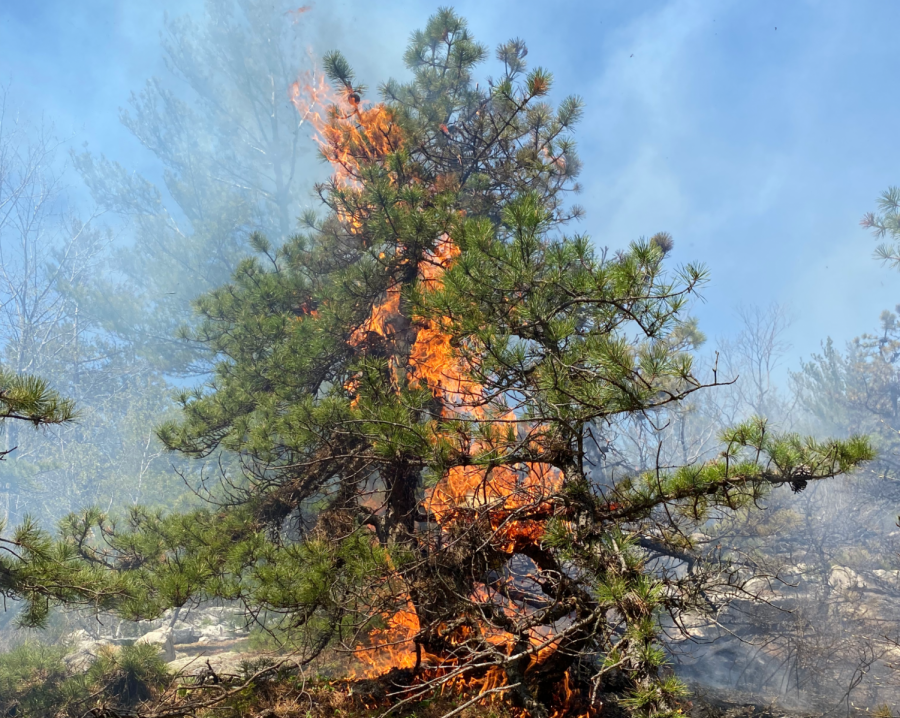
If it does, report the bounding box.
[5,9,873,718]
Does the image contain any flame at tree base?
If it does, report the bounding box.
[347,604,600,718]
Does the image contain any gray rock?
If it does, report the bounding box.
[197,623,239,643]
[830,565,865,590]
[136,627,176,661]
[872,569,900,584]
[170,621,200,645]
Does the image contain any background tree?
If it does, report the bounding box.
[662,195,900,710]
[0,0,333,654]
[0,86,188,532]
[667,187,900,708]
[604,298,900,710]
[72,0,328,374]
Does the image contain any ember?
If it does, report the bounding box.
[285,4,313,23]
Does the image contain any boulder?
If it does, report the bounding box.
[829,565,864,591]
[136,627,176,661]
[197,622,239,643]
[170,621,200,645]
[872,569,900,584]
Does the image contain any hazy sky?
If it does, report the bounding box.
[2,0,899,373]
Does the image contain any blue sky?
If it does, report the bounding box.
[2,0,899,372]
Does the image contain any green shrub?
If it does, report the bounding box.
[0,641,169,717]
[87,643,170,707]
[0,642,72,717]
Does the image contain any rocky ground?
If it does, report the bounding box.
[688,686,831,718]
[63,604,258,678]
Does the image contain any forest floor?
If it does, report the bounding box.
[167,672,531,718]
[156,672,828,718]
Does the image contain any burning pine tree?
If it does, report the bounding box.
[7,9,872,718]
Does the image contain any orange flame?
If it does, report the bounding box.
[351,601,420,678]
[407,236,484,410]
[290,67,402,188]
[291,65,593,717]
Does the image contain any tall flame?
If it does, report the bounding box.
[291,67,592,718]
[290,67,402,188]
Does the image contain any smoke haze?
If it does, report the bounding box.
[2,0,900,710]
[4,0,898,363]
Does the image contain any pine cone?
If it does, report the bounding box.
[790,464,812,493]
